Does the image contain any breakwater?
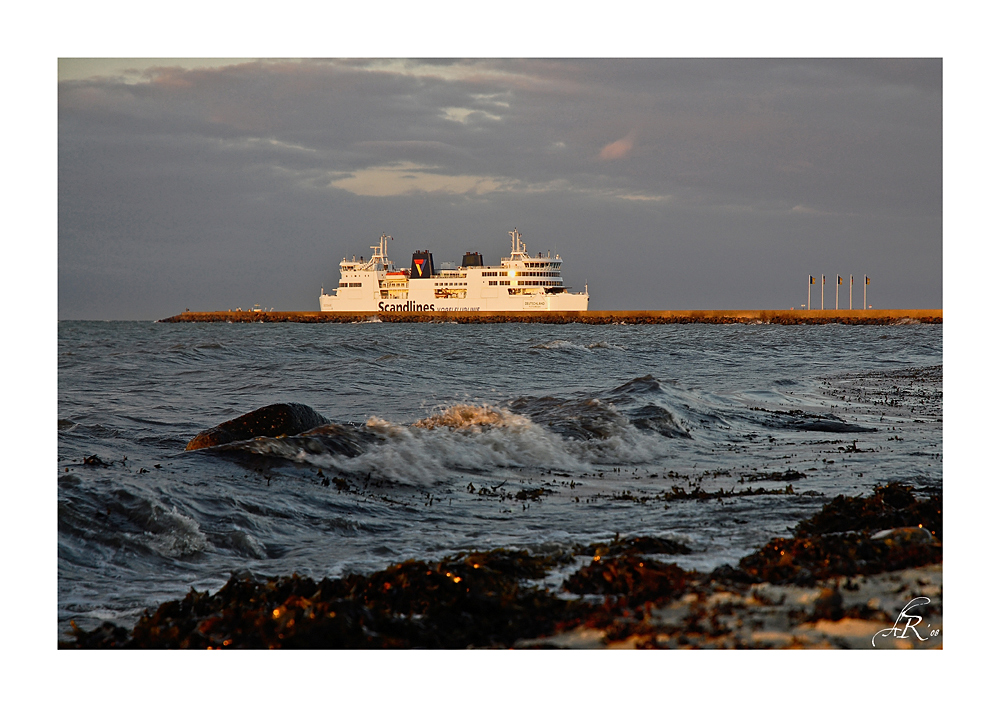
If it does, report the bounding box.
[159,309,942,324]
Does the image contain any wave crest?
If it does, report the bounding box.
[411,404,524,430]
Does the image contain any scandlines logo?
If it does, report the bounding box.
[378,301,434,312]
[413,259,425,277]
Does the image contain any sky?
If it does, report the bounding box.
[58,57,942,318]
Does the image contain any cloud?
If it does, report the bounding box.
[441,107,504,124]
[325,163,666,202]
[598,130,636,160]
[328,162,508,196]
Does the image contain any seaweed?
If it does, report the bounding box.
[514,488,552,502]
[562,555,694,607]
[736,483,942,585]
[736,531,941,586]
[739,470,807,483]
[579,535,692,559]
[792,482,941,539]
[65,549,580,649]
[62,484,943,649]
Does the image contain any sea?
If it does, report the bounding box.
[57,319,942,639]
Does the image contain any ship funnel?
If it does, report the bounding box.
[462,251,484,267]
[410,250,435,278]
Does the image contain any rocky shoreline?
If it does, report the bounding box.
[63,483,942,649]
[158,309,942,325]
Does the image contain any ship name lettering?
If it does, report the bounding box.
[378,301,435,312]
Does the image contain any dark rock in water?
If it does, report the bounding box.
[185,403,330,451]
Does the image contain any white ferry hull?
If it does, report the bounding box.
[319,229,589,313]
[319,290,589,312]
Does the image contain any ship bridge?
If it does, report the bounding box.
[338,232,394,273]
[496,228,565,291]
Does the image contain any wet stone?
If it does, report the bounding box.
[185,403,330,451]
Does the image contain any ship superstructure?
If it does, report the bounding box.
[319,229,589,312]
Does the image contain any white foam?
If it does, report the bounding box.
[137,505,209,558]
[274,403,676,485]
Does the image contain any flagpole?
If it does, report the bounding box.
[836,275,840,310]
[807,276,812,310]
[849,276,853,310]
[864,275,868,309]
[821,275,825,310]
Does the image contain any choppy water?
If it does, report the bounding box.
[58,320,942,637]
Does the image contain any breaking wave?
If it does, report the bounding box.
[411,403,514,430]
[188,372,885,487]
[219,376,699,484]
[59,485,209,558]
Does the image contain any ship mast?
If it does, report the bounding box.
[509,228,527,260]
[367,232,393,271]
[371,232,391,263]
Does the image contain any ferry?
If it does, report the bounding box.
[319,229,589,312]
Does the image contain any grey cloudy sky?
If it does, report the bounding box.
[58,58,941,318]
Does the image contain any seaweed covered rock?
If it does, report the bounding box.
[185,403,330,451]
[563,555,694,606]
[737,532,942,585]
[736,483,942,586]
[580,535,692,560]
[65,549,581,649]
[792,482,941,539]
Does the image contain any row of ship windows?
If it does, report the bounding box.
[480,271,559,278]
[346,277,559,288]
[377,282,560,294]
[369,280,556,288]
